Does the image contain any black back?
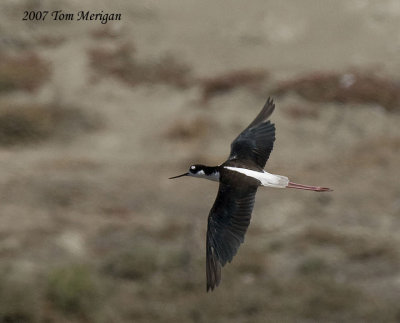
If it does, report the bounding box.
[228,97,276,168]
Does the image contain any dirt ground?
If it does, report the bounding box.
[0,0,400,322]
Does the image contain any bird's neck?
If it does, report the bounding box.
[193,166,220,182]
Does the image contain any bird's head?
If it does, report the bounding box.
[169,164,207,179]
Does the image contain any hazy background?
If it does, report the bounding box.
[1,0,400,322]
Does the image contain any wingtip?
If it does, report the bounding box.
[206,248,221,292]
[266,96,275,107]
[263,97,275,114]
[206,277,220,292]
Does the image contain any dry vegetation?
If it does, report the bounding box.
[199,70,268,102]
[89,43,192,88]
[0,52,50,92]
[165,116,210,141]
[0,103,100,146]
[273,71,400,112]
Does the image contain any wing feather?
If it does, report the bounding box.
[206,183,257,291]
[229,98,276,168]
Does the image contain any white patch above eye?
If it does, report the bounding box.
[190,166,196,170]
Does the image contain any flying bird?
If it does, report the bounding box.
[169,98,332,291]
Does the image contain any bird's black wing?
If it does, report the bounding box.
[206,182,258,291]
[229,97,276,168]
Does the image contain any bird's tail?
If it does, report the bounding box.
[260,173,289,188]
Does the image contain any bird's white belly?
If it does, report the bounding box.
[224,166,289,188]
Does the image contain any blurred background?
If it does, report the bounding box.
[1,0,400,322]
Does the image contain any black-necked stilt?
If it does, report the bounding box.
[169,98,332,291]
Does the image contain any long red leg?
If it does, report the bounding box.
[287,182,332,192]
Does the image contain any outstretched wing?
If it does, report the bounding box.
[229,97,276,168]
[206,183,258,291]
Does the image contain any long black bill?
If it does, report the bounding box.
[169,173,189,179]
